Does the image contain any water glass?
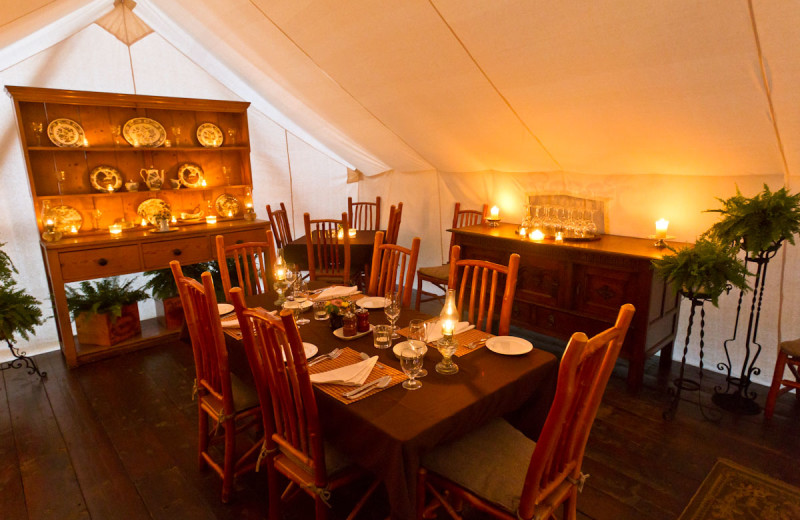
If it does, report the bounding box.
[373,324,392,349]
[384,291,401,339]
[407,319,428,377]
[313,300,329,320]
[400,346,423,390]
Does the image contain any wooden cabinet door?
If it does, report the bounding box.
[516,255,568,308]
[573,264,641,321]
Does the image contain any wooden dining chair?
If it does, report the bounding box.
[415,203,489,310]
[417,304,635,520]
[367,231,421,308]
[348,196,381,231]
[231,289,381,520]
[214,231,276,303]
[764,338,800,419]
[385,202,403,245]
[267,202,293,250]
[446,245,519,337]
[304,212,352,284]
[169,261,262,503]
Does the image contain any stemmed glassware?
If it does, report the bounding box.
[384,291,401,339]
[227,128,237,145]
[292,279,310,325]
[171,126,182,146]
[110,125,121,146]
[407,319,428,377]
[284,265,297,301]
[399,346,423,390]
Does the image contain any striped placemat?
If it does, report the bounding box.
[222,307,270,341]
[396,320,492,357]
[308,347,406,404]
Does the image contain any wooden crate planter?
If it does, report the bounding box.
[155,296,184,330]
[75,303,141,346]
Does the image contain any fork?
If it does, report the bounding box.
[466,338,488,349]
[308,348,341,366]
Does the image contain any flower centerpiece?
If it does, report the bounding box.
[325,298,352,330]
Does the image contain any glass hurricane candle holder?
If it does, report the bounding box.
[435,289,460,375]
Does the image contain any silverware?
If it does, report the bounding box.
[466,338,488,349]
[344,375,392,399]
[308,348,341,366]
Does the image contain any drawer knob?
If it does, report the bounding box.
[235,239,245,244]
[97,258,108,266]
[172,249,182,256]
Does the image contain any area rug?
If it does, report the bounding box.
[678,459,800,520]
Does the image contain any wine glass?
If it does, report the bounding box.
[292,279,310,325]
[171,126,182,146]
[284,265,297,300]
[400,346,423,390]
[110,125,121,146]
[384,291,401,339]
[408,319,428,377]
[227,128,236,145]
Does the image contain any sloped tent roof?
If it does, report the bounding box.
[1,0,799,384]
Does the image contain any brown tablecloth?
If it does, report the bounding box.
[282,230,379,271]
[233,289,558,520]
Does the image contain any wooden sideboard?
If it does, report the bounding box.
[452,223,689,391]
[42,220,270,367]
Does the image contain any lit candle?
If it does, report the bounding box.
[337,228,344,239]
[655,219,669,239]
[227,210,233,218]
[348,228,357,238]
[200,179,207,187]
[45,218,54,232]
[490,205,500,219]
[171,216,177,224]
[441,318,455,338]
[245,202,253,210]
[529,229,545,241]
[69,225,78,234]
[274,254,286,281]
[109,223,122,235]
[519,226,527,237]
[205,215,217,224]
[107,185,114,193]
[555,231,564,242]
[82,137,89,147]
[141,218,148,227]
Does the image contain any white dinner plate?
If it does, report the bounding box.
[283,342,318,362]
[485,336,533,356]
[217,303,234,315]
[283,300,313,311]
[392,340,428,359]
[356,296,389,309]
[333,325,374,341]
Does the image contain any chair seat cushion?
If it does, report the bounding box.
[417,263,450,282]
[202,373,260,415]
[422,418,535,513]
[781,338,800,357]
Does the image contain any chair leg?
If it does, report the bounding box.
[221,419,236,503]
[765,350,789,419]
[315,495,328,520]
[267,464,281,520]
[198,408,209,470]
[415,277,423,310]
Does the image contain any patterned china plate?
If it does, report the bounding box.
[177,163,204,188]
[89,165,123,193]
[123,117,166,147]
[47,119,85,147]
[196,123,223,147]
[215,194,241,217]
[47,205,83,233]
[137,198,172,225]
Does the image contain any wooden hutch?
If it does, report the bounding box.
[6,86,270,367]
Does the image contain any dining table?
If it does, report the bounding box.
[281,229,380,272]
[226,286,558,520]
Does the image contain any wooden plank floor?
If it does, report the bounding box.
[2,333,800,520]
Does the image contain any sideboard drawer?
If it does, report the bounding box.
[142,237,211,269]
[60,245,143,282]
[217,227,269,246]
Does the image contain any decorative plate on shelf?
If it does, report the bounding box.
[48,205,83,232]
[177,163,205,188]
[89,166,123,193]
[215,194,241,217]
[123,117,166,147]
[137,198,172,225]
[196,123,223,147]
[47,119,85,147]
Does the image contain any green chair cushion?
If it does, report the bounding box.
[422,418,535,513]
[781,338,800,357]
[417,263,450,282]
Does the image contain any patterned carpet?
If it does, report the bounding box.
[679,459,800,520]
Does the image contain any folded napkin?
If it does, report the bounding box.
[314,285,359,301]
[220,310,276,328]
[310,356,377,386]
[426,320,474,343]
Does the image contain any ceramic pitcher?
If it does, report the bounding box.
[139,168,164,190]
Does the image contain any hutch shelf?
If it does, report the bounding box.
[6,86,269,367]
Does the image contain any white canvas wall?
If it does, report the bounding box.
[0,24,349,362]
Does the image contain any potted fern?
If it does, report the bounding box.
[66,277,148,346]
[0,243,47,377]
[142,262,219,329]
[651,237,750,306]
[705,184,800,254]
